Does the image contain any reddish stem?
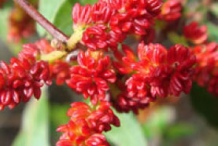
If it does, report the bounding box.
[14,0,68,42]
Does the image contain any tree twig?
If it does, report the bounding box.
[14,0,68,42]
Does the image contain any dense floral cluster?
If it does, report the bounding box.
[66,50,116,104]
[0,40,51,110]
[56,101,119,146]
[111,43,196,113]
[73,0,163,50]
[182,21,218,96]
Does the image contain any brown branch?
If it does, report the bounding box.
[14,0,68,42]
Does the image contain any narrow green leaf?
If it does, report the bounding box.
[105,111,147,146]
[12,86,50,146]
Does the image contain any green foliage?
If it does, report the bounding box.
[105,111,147,146]
[142,106,175,138]
[79,0,97,5]
[206,22,218,42]
[164,123,195,141]
[190,83,218,128]
[12,86,50,146]
[37,0,75,36]
[0,4,10,40]
[167,32,188,47]
[141,106,195,146]
[37,0,98,37]
[53,1,75,36]
[49,103,69,143]
[210,2,218,17]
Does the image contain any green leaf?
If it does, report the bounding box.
[210,2,218,17]
[164,123,195,140]
[167,32,188,46]
[53,1,75,36]
[105,111,147,146]
[37,0,75,37]
[190,83,218,128]
[49,103,69,143]
[0,3,12,40]
[206,22,218,42]
[142,106,175,138]
[79,0,97,5]
[37,0,99,37]
[12,86,50,146]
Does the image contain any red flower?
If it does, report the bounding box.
[49,60,71,85]
[57,101,119,146]
[193,42,218,96]
[113,44,137,74]
[0,57,50,110]
[158,0,182,21]
[125,74,153,101]
[67,50,116,104]
[82,25,108,50]
[135,43,167,77]
[113,93,150,113]
[8,2,36,42]
[109,7,153,35]
[85,134,110,146]
[72,3,92,28]
[134,43,196,97]
[86,101,120,132]
[208,77,218,97]
[166,45,196,96]
[112,42,195,113]
[145,0,163,16]
[104,0,162,35]
[0,40,53,110]
[183,22,208,44]
[91,1,116,24]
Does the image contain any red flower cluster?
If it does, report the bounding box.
[183,21,208,44]
[2,0,217,146]
[66,50,116,104]
[0,41,51,110]
[193,42,218,96]
[56,101,120,146]
[158,0,182,22]
[112,42,196,113]
[8,1,37,42]
[72,0,162,50]
[50,60,71,85]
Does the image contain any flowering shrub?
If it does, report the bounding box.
[0,0,217,145]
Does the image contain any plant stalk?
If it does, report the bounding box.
[14,0,68,42]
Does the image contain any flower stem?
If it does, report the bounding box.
[14,0,68,42]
